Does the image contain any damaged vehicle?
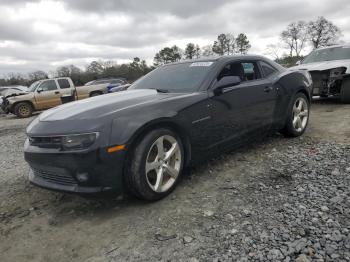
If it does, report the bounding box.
[0,86,27,108]
[291,45,350,103]
[1,77,109,118]
[24,55,312,201]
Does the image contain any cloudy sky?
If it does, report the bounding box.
[0,0,349,76]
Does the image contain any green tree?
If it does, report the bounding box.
[235,33,251,54]
[212,34,229,55]
[275,55,304,68]
[212,34,235,55]
[185,43,196,59]
[154,45,182,66]
[194,44,201,58]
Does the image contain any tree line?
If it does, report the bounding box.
[0,16,341,87]
[267,16,341,66]
[0,32,252,87]
[0,57,153,87]
[154,33,251,65]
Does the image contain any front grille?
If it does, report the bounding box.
[29,136,62,149]
[32,167,77,186]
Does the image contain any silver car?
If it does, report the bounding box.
[291,45,350,103]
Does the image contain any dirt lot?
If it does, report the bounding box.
[0,98,349,262]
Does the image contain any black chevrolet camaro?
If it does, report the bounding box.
[25,55,312,200]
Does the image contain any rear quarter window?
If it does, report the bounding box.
[57,79,71,89]
[260,61,278,77]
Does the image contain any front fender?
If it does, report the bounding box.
[273,70,312,127]
[108,92,208,147]
[109,111,178,147]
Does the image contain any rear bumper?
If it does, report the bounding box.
[24,141,126,194]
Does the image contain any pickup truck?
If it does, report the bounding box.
[1,77,108,118]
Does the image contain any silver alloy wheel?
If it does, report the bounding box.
[145,135,182,193]
[18,104,30,117]
[292,97,309,132]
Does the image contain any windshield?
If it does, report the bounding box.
[129,61,215,93]
[28,81,41,92]
[302,46,350,64]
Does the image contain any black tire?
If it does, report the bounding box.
[340,78,350,103]
[281,92,310,137]
[125,128,184,201]
[14,102,33,118]
[90,91,102,97]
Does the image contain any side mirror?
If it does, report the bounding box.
[37,87,43,93]
[296,60,301,65]
[213,76,241,95]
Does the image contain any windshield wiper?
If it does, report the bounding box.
[151,88,169,93]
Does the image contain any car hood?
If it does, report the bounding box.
[291,59,350,74]
[39,89,188,122]
[2,89,29,98]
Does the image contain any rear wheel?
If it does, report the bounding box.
[340,78,350,103]
[14,102,33,118]
[125,129,184,201]
[281,93,309,137]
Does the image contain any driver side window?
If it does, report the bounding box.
[218,61,262,82]
[38,80,57,91]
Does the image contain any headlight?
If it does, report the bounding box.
[329,67,346,78]
[61,133,98,150]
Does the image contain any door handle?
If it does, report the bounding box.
[263,86,273,92]
[55,91,60,94]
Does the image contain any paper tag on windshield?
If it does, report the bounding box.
[190,62,213,67]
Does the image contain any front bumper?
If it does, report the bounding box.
[24,140,126,194]
[0,98,11,113]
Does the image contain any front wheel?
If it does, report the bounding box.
[14,102,33,118]
[125,129,184,201]
[281,93,310,137]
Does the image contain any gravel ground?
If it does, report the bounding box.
[0,99,349,262]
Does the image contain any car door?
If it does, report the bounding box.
[34,79,61,109]
[206,60,277,148]
[57,78,77,102]
[57,78,74,96]
[257,60,280,125]
[239,61,277,130]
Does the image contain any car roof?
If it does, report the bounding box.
[161,55,285,71]
[39,77,70,81]
[165,55,274,65]
[95,77,126,80]
[315,44,350,50]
